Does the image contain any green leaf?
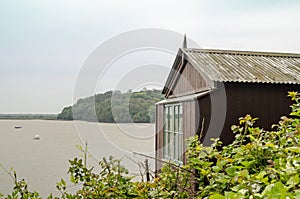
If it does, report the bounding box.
[263,182,287,199]
[293,190,300,198]
[70,174,77,184]
[225,191,243,199]
[287,174,299,188]
[241,161,254,168]
[290,111,300,117]
[225,166,236,176]
[212,165,222,172]
[209,193,225,199]
[285,147,300,153]
[61,179,66,186]
[256,170,267,180]
[224,192,235,199]
[46,193,53,199]
[239,169,249,179]
[265,142,275,148]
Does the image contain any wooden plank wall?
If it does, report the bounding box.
[155,104,164,172]
[197,95,212,143]
[182,100,198,163]
[170,63,208,98]
[220,82,300,145]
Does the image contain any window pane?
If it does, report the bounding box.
[164,130,167,157]
[164,108,168,131]
[169,131,173,158]
[163,104,183,162]
[164,106,170,158]
[167,107,170,131]
[174,133,179,160]
[174,106,178,132]
[179,105,183,132]
[179,133,183,161]
[169,106,173,132]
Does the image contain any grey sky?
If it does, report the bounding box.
[0,0,300,113]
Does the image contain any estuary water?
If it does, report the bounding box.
[0,120,155,197]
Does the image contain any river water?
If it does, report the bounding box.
[0,120,155,197]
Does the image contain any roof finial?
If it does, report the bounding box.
[182,34,187,49]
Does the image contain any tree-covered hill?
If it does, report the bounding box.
[57,89,164,123]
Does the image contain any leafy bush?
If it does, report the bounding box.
[2,91,300,198]
[156,91,300,198]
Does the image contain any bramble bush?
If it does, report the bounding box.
[1,91,300,198]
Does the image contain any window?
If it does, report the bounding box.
[163,104,183,163]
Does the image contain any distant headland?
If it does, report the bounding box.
[57,89,164,123]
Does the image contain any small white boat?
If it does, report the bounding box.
[33,135,40,140]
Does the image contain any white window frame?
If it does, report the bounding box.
[163,103,183,164]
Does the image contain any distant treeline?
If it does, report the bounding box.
[57,89,164,123]
[0,114,57,120]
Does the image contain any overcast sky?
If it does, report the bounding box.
[1,0,300,113]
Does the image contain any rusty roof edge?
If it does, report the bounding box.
[185,48,300,58]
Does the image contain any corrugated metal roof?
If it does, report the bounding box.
[182,48,300,84]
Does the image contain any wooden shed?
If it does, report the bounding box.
[155,48,300,170]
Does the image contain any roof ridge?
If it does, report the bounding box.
[182,48,300,58]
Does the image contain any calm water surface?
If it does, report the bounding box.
[0,120,155,197]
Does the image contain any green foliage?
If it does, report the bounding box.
[155,91,300,198]
[57,89,164,123]
[3,91,300,198]
[0,168,44,199]
[65,156,138,198]
[57,106,73,120]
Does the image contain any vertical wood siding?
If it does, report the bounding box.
[170,63,208,98]
[193,82,300,146]
[155,104,164,172]
[182,100,198,163]
[220,82,300,145]
[197,95,212,143]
